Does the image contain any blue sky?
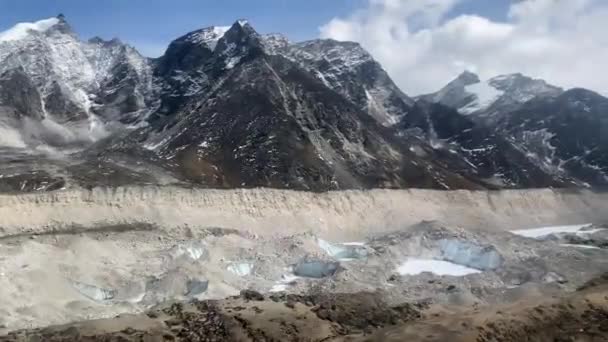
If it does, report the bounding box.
[0,0,510,57]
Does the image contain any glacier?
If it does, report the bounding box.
[439,239,502,271]
[397,259,481,276]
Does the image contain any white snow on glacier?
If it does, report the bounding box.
[511,224,603,239]
[397,259,481,276]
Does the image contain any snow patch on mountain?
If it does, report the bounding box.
[186,26,230,50]
[461,82,504,114]
[425,72,564,117]
[397,259,481,276]
[511,224,601,239]
[0,18,60,42]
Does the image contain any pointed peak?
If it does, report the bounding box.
[88,36,105,44]
[226,18,258,36]
[181,25,230,50]
[219,19,262,47]
[440,70,479,90]
[46,13,74,35]
[88,36,123,46]
[455,70,480,84]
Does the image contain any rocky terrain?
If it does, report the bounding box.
[421,72,608,188]
[0,15,606,191]
[0,188,605,338]
[4,276,608,341]
[0,217,607,341]
[0,13,607,342]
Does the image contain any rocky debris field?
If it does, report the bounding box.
[0,219,607,335]
[2,273,608,341]
[0,188,606,340]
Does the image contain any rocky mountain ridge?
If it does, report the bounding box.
[422,71,607,187]
[0,15,605,191]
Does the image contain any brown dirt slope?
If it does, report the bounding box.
[2,276,608,342]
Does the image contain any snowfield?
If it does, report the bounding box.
[511,224,604,239]
[397,259,482,276]
[461,81,504,114]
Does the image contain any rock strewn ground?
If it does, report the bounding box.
[3,276,608,342]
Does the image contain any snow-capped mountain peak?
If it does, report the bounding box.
[425,71,564,116]
[184,25,231,51]
[488,73,562,102]
[0,17,62,42]
[0,15,156,149]
[460,80,505,114]
[451,70,481,87]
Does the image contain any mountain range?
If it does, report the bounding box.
[0,15,605,192]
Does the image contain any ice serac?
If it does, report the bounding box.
[439,239,502,271]
[293,260,340,278]
[318,239,368,260]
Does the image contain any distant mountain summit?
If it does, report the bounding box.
[421,71,563,117]
[421,72,608,188]
[0,15,157,148]
[0,16,605,191]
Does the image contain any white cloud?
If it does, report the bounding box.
[320,0,608,96]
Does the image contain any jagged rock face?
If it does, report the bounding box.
[275,39,414,126]
[0,15,604,191]
[419,71,480,110]
[495,89,608,187]
[152,21,265,119]
[87,38,158,124]
[0,16,157,147]
[128,22,571,191]
[423,72,563,118]
[44,81,88,122]
[0,68,44,121]
[423,73,608,188]
[120,52,478,190]
[395,101,566,188]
